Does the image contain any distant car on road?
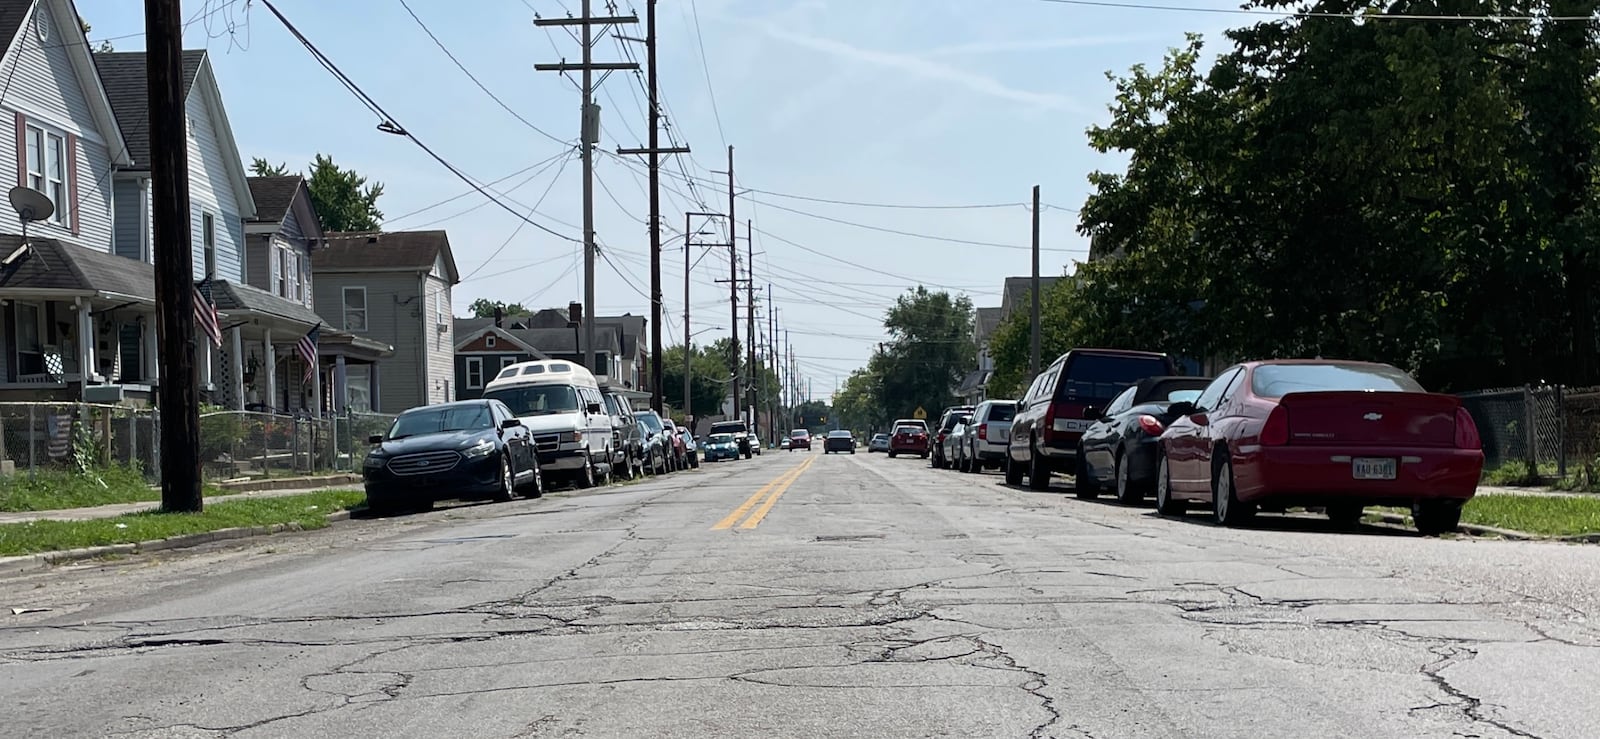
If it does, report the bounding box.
[789,429,812,451]
[824,430,855,454]
[780,437,791,450]
[747,432,763,455]
[868,433,890,453]
[930,407,975,469]
[709,420,753,458]
[363,399,541,513]
[703,433,741,462]
[1155,360,1483,535]
[679,429,701,468]
[939,415,968,469]
[888,424,928,458]
[957,400,1016,474]
[1077,376,1211,503]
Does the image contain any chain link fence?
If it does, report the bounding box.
[0,402,156,478]
[199,410,396,480]
[1457,385,1600,486]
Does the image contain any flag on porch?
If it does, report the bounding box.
[297,324,320,384]
[194,278,222,348]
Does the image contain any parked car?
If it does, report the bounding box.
[709,420,753,458]
[634,411,671,475]
[824,429,856,454]
[747,432,763,455]
[1007,349,1179,490]
[363,399,541,513]
[703,432,741,462]
[483,359,615,488]
[929,407,975,469]
[602,389,643,480]
[1077,376,1211,503]
[958,400,1016,474]
[780,437,791,450]
[888,423,929,458]
[1155,360,1483,535]
[868,433,890,453]
[662,418,688,470]
[939,416,968,468]
[789,429,812,451]
[679,430,700,468]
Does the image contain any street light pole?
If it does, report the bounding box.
[683,211,692,423]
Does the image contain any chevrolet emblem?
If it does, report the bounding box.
[1363,413,1383,421]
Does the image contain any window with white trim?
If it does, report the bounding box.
[201,212,216,278]
[485,335,496,349]
[24,125,69,226]
[501,356,517,371]
[465,357,483,389]
[435,291,446,327]
[277,249,289,297]
[342,287,367,331]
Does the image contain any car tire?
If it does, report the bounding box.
[1326,504,1364,526]
[1412,500,1463,536]
[888,451,897,458]
[1155,452,1184,516]
[1211,455,1254,527]
[576,452,597,489]
[1114,451,1142,505]
[1074,450,1099,499]
[495,456,517,502]
[1004,453,1024,486]
[1028,438,1052,491]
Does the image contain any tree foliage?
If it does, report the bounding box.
[990,1,1600,392]
[251,155,385,233]
[468,299,529,318]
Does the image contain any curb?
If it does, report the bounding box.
[215,475,363,493]
[0,510,355,577]
[1368,512,1544,541]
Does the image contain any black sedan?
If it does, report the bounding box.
[1075,376,1211,504]
[823,430,856,454]
[363,399,541,513]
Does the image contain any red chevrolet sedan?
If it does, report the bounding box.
[888,423,929,458]
[1155,360,1483,535]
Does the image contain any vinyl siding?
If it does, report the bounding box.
[185,84,244,282]
[423,275,454,404]
[455,353,534,400]
[112,176,142,260]
[281,208,306,242]
[244,235,273,292]
[313,271,428,413]
[0,0,115,252]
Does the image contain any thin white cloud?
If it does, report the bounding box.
[925,32,1174,57]
[748,20,1081,113]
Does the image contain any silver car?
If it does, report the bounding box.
[940,418,967,470]
[958,400,1016,474]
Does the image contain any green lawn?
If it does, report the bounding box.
[1455,494,1600,538]
[0,490,366,557]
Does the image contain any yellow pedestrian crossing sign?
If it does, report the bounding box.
[913,406,927,419]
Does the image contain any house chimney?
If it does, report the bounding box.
[494,306,503,328]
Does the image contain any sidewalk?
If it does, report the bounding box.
[0,485,362,526]
[1477,484,1595,498]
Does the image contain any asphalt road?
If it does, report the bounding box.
[3,449,1599,738]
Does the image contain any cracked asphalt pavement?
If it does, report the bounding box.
[4,451,1600,737]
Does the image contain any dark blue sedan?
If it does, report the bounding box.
[363,399,542,513]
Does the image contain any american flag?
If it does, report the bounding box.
[297,324,320,384]
[194,278,222,348]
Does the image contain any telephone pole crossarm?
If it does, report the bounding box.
[535,14,639,26]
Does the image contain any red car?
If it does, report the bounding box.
[1155,360,1483,535]
[888,423,929,458]
[788,429,812,451]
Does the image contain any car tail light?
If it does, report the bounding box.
[1137,415,1164,436]
[1260,406,1288,446]
[1455,407,1481,449]
[977,424,988,440]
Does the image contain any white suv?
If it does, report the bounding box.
[960,400,1016,473]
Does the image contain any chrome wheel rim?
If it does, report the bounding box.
[502,459,514,497]
[1116,456,1128,499]
[1216,466,1231,521]
[1156,457,1169,508]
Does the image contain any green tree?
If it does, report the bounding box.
[875,286,975,418]
[468,299,530,319]
[251,155,385,232]
[661,344,728,420]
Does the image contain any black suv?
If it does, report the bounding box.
[708,420,752,458]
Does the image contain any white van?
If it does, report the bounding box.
[482,359,613,488]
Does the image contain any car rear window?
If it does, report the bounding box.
[985,404,1016,422]
[1135,378,1212,405]
[1250,363,1424,397]
[1057,354,1172,403]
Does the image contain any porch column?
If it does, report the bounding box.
[77,303,95,386]
[334,354,347,413]
[310,358,322,417]
[142,315,158,383]
[263,328,276,413]
[370,362,381,414]
[229,328,244,411]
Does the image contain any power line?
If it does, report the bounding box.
[1033,0,1596,21]
[405,149,575,230]
[386,149,573,223]
[748,196,1084,253]
[460,152,577,281]
[684,0,727,147]
[259,0,581,244]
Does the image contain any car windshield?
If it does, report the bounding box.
[1251,363,1425,397]
[387,405,493,440]
[941,414,970,431]
[791,430,809,437]
[895,426,921,434]
[636,413,664,433]
[483,385,579,416]
[1168,390,1203,404]
[828,431,850,438]
[873,434,889,440]
[710,433,735,444]
[1058,354,1171,403]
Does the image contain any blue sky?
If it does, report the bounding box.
[77,0,1242,399]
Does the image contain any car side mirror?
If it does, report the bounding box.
[1082,406,1101,420]
[500,418,522,430]
[587,402,603,414]
[368,434,384,444]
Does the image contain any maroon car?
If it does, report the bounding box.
[1156,360,1483,535]
[888,423,929,458]
[788,429,812,451]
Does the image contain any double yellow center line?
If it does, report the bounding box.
[711,456,818,530]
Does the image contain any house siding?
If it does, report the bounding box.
[455,353,535,400]
[112,176,142,260]
[244,235,273,292]
[185,84,244,282]
[0,0,116,252]
[313,271,429,413]
[423,274,454,405]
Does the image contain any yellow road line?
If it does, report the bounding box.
[710,456,816,531]
[739,455,817,530]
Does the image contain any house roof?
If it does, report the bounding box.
[317,230,460,283]
[0,235,153,299]
[453,320,547,356]
[210,280,324,328]
[0,2,30,55]
[458,311,643,357]
[975,307,1002,346]
[3,1,132,167]
[246,176,303,225]
[93,50,204,168]
[1000,276,1062,319]
[507,326,622,356]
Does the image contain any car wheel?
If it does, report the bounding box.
[1074,450,1098,499]
[888,450,897,458]
[1211,455,1254,527]
[1004,452,1025,485]
[496,456,517,502]
[1412,500,1463,536]
[1326,504,1363,526]
[1155,452,1184,516]
[1027,438,1051,491]
[529,461,544,498]
[1114,451,1142,505]
[576,452,597,489]
[597,449,614,486]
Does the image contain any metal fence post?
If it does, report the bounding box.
[1557,385,1568,479]
[1523,385,1538,476]
[27,404,35,479]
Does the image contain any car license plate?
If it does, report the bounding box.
[1352,457,1397,480]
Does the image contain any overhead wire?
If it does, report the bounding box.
[460,151,578,281]
[1033,0,1596,21]
[386,148,574,224]
[405,148,575,230]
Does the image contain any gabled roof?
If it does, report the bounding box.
[453,321,547,356]
[317,230,460,283]
[507,326,622,356]
[0,234,153,300]
[974,307,1002,346]
[246,176,302,225]
[1000,276,1062,319]
[4,0,131,167]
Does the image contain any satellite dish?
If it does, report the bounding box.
[9,186,53,223]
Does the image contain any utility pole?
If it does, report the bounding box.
[746,219,757,430]
[768,289,776,444]
[1030,184,1042,378]
[726,147,739,423]
[147,0,201,513]
[536,3,638,379]
[616,0,688,413]
[683,212,692,422]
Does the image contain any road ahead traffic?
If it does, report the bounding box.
[4,451,1598,738]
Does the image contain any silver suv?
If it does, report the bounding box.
[958,400,1016,474]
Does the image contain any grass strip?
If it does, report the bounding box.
[1457,494,1600,538]
[0,467,230,513]
[0,490,366,557]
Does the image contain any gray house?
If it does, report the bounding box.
[312,230,459,413]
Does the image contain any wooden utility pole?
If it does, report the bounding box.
[726,146,740,422]
[746,219,756,430]
[616,0,687,412]
[1030,185,1041,378]
[147,0,202,513]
